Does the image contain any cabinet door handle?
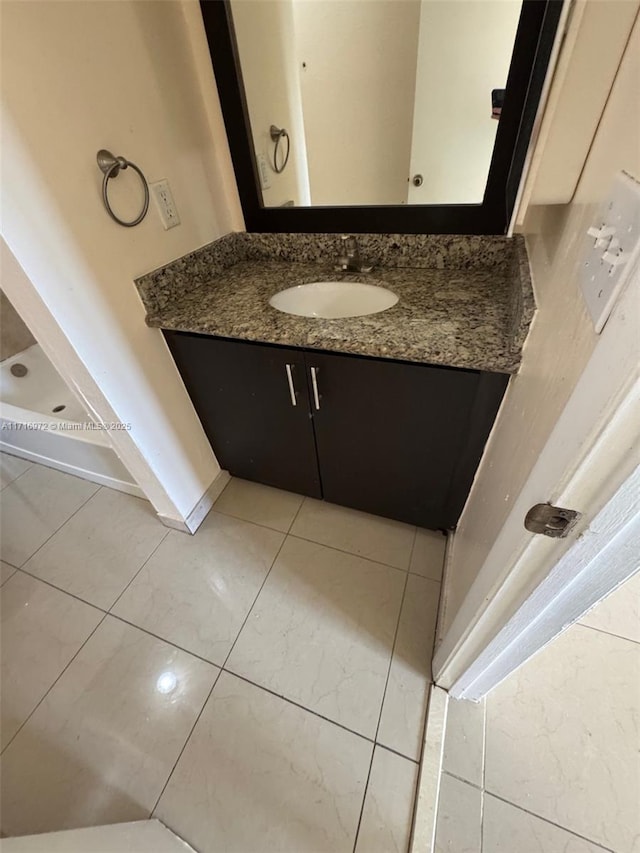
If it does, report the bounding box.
[285,363,297,407]
[310,366,321,410]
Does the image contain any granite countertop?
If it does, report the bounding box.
[136,233,535,374]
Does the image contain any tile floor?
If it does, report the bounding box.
[434,570,640,853]
[0,453,446,851]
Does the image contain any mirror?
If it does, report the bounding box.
[200,0,562,233]
[230,0,522,208]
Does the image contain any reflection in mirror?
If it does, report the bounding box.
[230,0,523,208]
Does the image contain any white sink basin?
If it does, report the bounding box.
[269,281,398,319]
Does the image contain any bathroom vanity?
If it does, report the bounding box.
[136,232,533,530]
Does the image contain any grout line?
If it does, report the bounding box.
[8,566,432,764]
[218,531,289,671]
[3,466,435,835]
[374,742,420,765]
[286,493,306,534]
[15,566,108,614]
[208,505,293,536]
[286,531,414,575]
[108,613,225,669]
[374,572,411,746]
[441,770,483,792]
[221,669,375,747]
[150,522,292,815]
[351,744,375,853]
[482,790,616,853]
[0,454,35,492]
[150,666,224,819]
[0,610,109,755]
[352,551,414,852]
[204,480,434,579]
[574,620,640,647]
[209,481,306,536]
[8,481,103,570]
[107,528,171,614]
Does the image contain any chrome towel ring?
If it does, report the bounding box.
[96,149,149,227]
[269,125,290,174]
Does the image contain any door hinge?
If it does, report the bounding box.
[524,503,581,538]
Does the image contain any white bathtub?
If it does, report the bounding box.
[0,344,142,496]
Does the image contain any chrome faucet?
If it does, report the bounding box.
[336,235,373,273]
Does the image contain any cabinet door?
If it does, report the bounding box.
[165,332,321,497]
[305,351,483,528]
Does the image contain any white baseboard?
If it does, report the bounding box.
[0,441,144,498]
[158,470,231,534]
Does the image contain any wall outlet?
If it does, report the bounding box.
[150,179,180,230]
[257,153,271,190]
[581,171,640,333]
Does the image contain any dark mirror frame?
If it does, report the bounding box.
[200,0,563,234]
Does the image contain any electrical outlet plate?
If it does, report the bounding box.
[257,153,271,190]
[581,171,640,333]
[150,179,180,230]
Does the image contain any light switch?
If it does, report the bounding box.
[581,171,640,333]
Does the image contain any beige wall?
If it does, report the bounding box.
[231,0,310,207]
[408,0,522,204]
[0,290,36,362]
[442,12,640,634]
[1,0,242,522]
[293,0,421,206]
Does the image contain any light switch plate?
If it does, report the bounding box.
[150,179,180,230]
[581,171,640,333]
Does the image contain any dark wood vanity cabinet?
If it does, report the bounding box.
[164,331,508,530]
[164,332,322,498]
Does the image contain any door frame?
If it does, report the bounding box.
[433,257,639,699]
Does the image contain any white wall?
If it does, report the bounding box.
[441,12,640,636]
[231,0,310,207]
[1,0,243,523]
[293,0,421,206]
[408,0,522,205]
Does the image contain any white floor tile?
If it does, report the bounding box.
[579,570,640,644]
[24,488,167,609]
[485,624,640,853]
[378,574,440,760]
[0,453,32,490]
[355,746,418,853]
[442,696,485,788]
[409,529,446,581]
[227,536,405,738]
[434,773,481,853]
[291,498,416,569]
[483,794,608,853]
[0,465,98,567]
[0,617,217,837]
[1,560,16,586]
[0,572,102,749]
[155,671,372,853]
[214,477,304,532]
[113,512,284,665]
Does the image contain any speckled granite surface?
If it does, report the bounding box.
[136,233,534,374]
